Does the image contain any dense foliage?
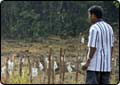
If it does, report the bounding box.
[1,1,119,40]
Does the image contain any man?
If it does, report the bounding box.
[81,5,114,84]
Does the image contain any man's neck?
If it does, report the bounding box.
[96,18,103,23]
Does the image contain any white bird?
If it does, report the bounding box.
[71,65,75,68]
[22,57,25,63]
[8,59,11,65]
[67,62,73,73]
[39,62,44,71]
[32,67,38,77]
[1,66,6,75]
[54,61,58,71]
[8,60,14,75]
[81,37,85,44]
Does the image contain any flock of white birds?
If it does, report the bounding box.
[1,56,75,78]
[1,37,86,80]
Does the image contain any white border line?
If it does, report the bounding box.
[117,82,120,85]
[0,82,3,85]
[117,0,120,3]
[0,0,3,3]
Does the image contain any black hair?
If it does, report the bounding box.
[88,5,103,19]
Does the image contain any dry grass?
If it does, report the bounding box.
[1,36,119,84]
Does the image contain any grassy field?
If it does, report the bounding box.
[1,36,119,84]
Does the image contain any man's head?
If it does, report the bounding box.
[88,5,103,24]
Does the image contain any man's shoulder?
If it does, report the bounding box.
[90,24,98,31]
[103,21,112,28]
[90,21,113,31]
[103,21,113,31]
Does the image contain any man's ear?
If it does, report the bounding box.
[91,14,94,18]
[92,14,97,19]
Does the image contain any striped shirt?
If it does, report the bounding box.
[87,19,114,72]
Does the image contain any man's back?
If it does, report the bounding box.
[87,20,114,72]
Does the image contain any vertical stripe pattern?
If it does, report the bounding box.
[87,20,114,72]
